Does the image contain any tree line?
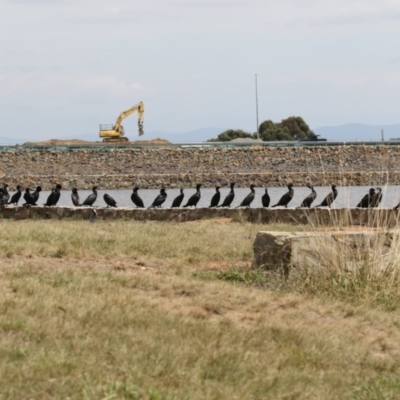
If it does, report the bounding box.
[208,116,315,142]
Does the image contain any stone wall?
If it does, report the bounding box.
[0,145,398,189]
[1,206,399,227]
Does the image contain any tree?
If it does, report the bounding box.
[208,129,253,142]
[279,116,314,140]
[258,116,315,141]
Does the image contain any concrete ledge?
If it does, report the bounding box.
[1,206,400,226]
[253,230,398,271]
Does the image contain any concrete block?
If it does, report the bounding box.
[253,230,399,271]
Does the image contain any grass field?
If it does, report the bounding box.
[2,219,400,399]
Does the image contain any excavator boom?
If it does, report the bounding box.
[99,101,145,142]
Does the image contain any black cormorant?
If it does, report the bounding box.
[272,183,294,208]
[299,184,317,208]
[131,187,145,208]
[371,187,382,208]
[171,188,184,208]
[183,184,201,208]
[357,188,375,208]
[315,184,338,208]
[104,193,117,207]
[238,184,256,207]
[209,186,221,208]
[149,188,167,208]
[8,185,22,205]
[30,186,42,205]
[217,182,235,208]
[71,188,80,206]
[261,188,270,208]
[82,186,98,206]
[23,188,33,205]
[44,184,62,206]
[2,184,9,205]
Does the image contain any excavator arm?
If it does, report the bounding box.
[114,101,145,136]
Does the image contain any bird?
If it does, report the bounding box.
[149,187,167,208]
[30,186,42,205]
[8,185,22,205]
[217,182,235,208]
[103,193,117,207]
[131,187,145,208]
[23,188,33,206]
[356,188,375,208]
[315,184,338,208]
[272,183,294,208]
[82,186,98,206]
[0,188,3,207]
[71,188,80,206]
[237,184,256,207]
[2,184,10,205]
[261,188,270,208]
[209,186,221,208]
[44,184,62,206]
[299,184,317,208]
[183,184,202,208]
[371,187,382,208]
[171,188,184,208]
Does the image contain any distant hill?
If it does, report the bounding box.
[314,123,400,142]
[0,136,26,145]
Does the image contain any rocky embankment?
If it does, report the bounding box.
[0,145,398,189]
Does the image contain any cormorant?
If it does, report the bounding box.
[371,187,382,208]
[2,184,9,205]
[356,188,375,208]
[217,182,235,208]
[44,184,62,206]
[171,188,184,208]
[30,186,42,205]
[261,188,270,208]
[23,188,33,205]
[183,184,201,208]
[315,184,338,208]
[237,184,256,207]
[149,188,167,208]
[104,193,117,207]
[209,186,221,208]
[272,183,294,208]
[299,184,317,208]
[82,186,98,206]
[8,185,22,205]
[131,187,145,208]
[0,188,3,207]
[71,188,80,206]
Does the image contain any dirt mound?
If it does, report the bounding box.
[23,139,96,146]
[129,138,171,145]
[22,138,171,147]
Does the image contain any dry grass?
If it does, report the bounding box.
[2,219,400,398]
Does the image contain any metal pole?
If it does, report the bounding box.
[255,73,259,139]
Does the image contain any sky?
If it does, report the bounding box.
[1,0,400,141]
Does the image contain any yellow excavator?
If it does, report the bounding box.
[99,101,144,143]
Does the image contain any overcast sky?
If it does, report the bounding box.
[1,0,400,140]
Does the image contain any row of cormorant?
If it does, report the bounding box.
[0,182,393,209]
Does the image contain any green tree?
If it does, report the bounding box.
[258,116,314,141]
[279,116,314,140]
[208,129,254,142]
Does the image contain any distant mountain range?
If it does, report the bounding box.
[1,124,400,144]
[314,123,400,142]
